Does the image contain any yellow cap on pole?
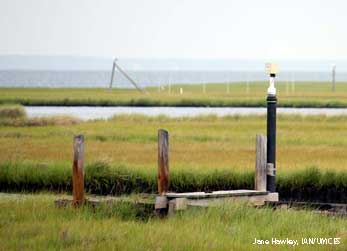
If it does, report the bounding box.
[265,63,278,75]
[265,63,278,95]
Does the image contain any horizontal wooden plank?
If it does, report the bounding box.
[166,190,268,199]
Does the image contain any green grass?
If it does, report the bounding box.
[0,104,81,126]
[0,104,25,119]
[1,110,347,201]
[1,81,347,107]
[1,113,347,173]
[2,84,347,250]
[1,161,347,202]
[1,193,347,251]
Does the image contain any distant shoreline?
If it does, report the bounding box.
[1,83,347,108]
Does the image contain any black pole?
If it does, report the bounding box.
[267,73,277,192]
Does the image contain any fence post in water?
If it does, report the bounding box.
[158,129,170,194]
[72,135,85,205]
[255,134,267,191]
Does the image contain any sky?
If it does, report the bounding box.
[0,0,346,62]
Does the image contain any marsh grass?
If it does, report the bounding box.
[0,104,26,119]
[1,113,347,172]
[1,193,347,251]
[2,82,347,107]
[1,114,347,201]
[1,161,347,202]
[0,104,81,126]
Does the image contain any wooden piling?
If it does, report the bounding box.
[72,135,85,205]
[255,134,267,191]
[158,129,169,195]
[332,65,336,92]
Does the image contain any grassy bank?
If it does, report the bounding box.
[1,113,347,172]
[1,161,347,202]
[1,109,347,202]
[0,104,80,126]
[1,194,347,251]
[1,82,347,107]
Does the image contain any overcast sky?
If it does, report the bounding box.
[0,0,346,60]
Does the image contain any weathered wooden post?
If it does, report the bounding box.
[158,129,169,194]
[332,64,336,92]
[109,59,117,90]
[155,129,170,215]
[72,135,85,205]
[255,134,267,191]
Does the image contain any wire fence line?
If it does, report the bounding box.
[0,70,345,90]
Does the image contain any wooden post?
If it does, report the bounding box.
[255,134,267,191]
[72,135,85,205]
[109,59,116,90]
[332,64,336,92]
[168,75,171,94]
[291,73,295,93]
[113,60,146,93]
[158,129,169,195]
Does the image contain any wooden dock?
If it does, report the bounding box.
[155,131,279,215]
[165,190,278,212]
[58,129,279,217]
